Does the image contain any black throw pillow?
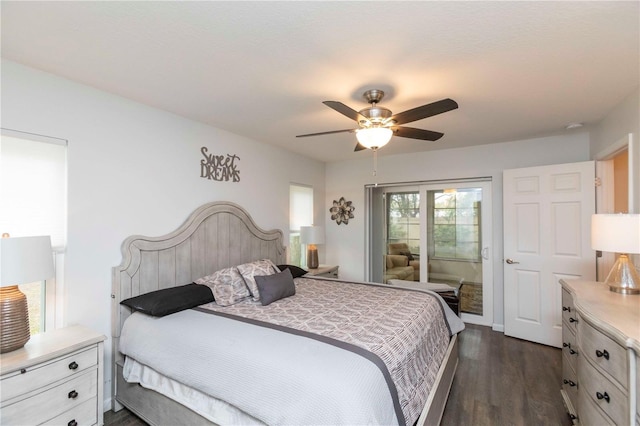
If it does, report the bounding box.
[120,283,214,317]
[276,264,308,278]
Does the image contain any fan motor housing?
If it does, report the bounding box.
[359,106,392,124]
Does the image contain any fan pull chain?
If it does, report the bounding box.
[372,147,378,187]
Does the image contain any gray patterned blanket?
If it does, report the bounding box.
[198,277,453,425]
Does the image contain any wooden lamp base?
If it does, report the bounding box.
[0,285,31,353]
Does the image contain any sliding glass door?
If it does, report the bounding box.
[421,181,493,325]
[366,179,493,326]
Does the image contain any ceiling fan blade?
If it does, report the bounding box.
[354,142,367,152]
[323,101,370,124]
[392,126,444,141]
[389,98,458,125]
[296,129,356,138]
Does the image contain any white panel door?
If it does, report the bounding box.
[503,161,595,347]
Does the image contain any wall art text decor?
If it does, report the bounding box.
[200,147,240,182]
[330,197,355,225]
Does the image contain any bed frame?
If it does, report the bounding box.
[111,201,458,426]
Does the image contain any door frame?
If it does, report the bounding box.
[594,133,638,280]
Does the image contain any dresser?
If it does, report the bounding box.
[306,264,339,278]
[0,325,106,426]
[560,279,640,426]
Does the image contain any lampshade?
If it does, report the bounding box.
[300,226,325,245]
[591,214,640,254]
[591,214,640,294]
[356,127,392,149]
[1,235,54,353]
[1,236,55,286]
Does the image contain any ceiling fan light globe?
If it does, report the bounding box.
[356,127,392,149]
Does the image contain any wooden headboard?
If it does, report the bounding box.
[111,201,286,340]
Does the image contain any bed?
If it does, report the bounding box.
[112,201,463,426]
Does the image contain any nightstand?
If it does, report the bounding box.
[306,265,339,278]
[0,325,106,426]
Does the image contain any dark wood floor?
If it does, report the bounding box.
[104,324,571,426]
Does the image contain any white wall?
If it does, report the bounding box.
[1,60,326,409]
[324,132,591,329]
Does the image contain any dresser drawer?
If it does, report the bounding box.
[44,397,97,426]
[562,325,579,372]
[561,289,578,333]
[578,317,627,390]
[579,387,616,426]
[1,346,98,402]
[578,355,628,426]
[1,369,97,425]
[562,353,579,414]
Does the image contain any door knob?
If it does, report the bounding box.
[505,258,520,264]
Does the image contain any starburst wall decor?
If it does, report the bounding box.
[330,197,355,225]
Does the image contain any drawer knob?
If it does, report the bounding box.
[596,391,610,403]
[562,306,571,312]
[68,420,78,426]
[595,349,610,360]
[563,379,576,387]
[569,348,577,355]
[68,361,79,370]
[569,317,577,323]
[68,390,78,399]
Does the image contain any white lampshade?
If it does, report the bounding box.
[591,214,640,295]
[1,236,55,286]
[591,214,640,254]
[300,226,325,245]
[356,127,392,149]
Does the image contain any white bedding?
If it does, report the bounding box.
[120,309,398,425]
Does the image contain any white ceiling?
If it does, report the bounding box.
[2,1,638,162]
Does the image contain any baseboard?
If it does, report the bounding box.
[492,323,504,332]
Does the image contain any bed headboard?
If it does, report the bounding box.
[111,201,286,339]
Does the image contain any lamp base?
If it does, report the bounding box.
[0,286,31,353]
[307,247,319,269]
[605,254,640,295]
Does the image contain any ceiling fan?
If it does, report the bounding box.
[296,89,458,151]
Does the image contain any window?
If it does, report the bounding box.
[430,188,481,260]
[386,191,420,254]
[0,129,67,334]
[289,184,313,266]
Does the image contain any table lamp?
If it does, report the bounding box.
[300,226,325,269]
[1,235,54,353]
[591,214,640,294]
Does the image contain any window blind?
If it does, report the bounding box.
[0,132,67,249]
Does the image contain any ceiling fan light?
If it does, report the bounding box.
[356,127,392,149]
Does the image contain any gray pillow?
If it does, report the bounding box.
[254,268,296,306]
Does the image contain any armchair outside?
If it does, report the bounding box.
[388,243,420,281]
[383,254,414,283]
